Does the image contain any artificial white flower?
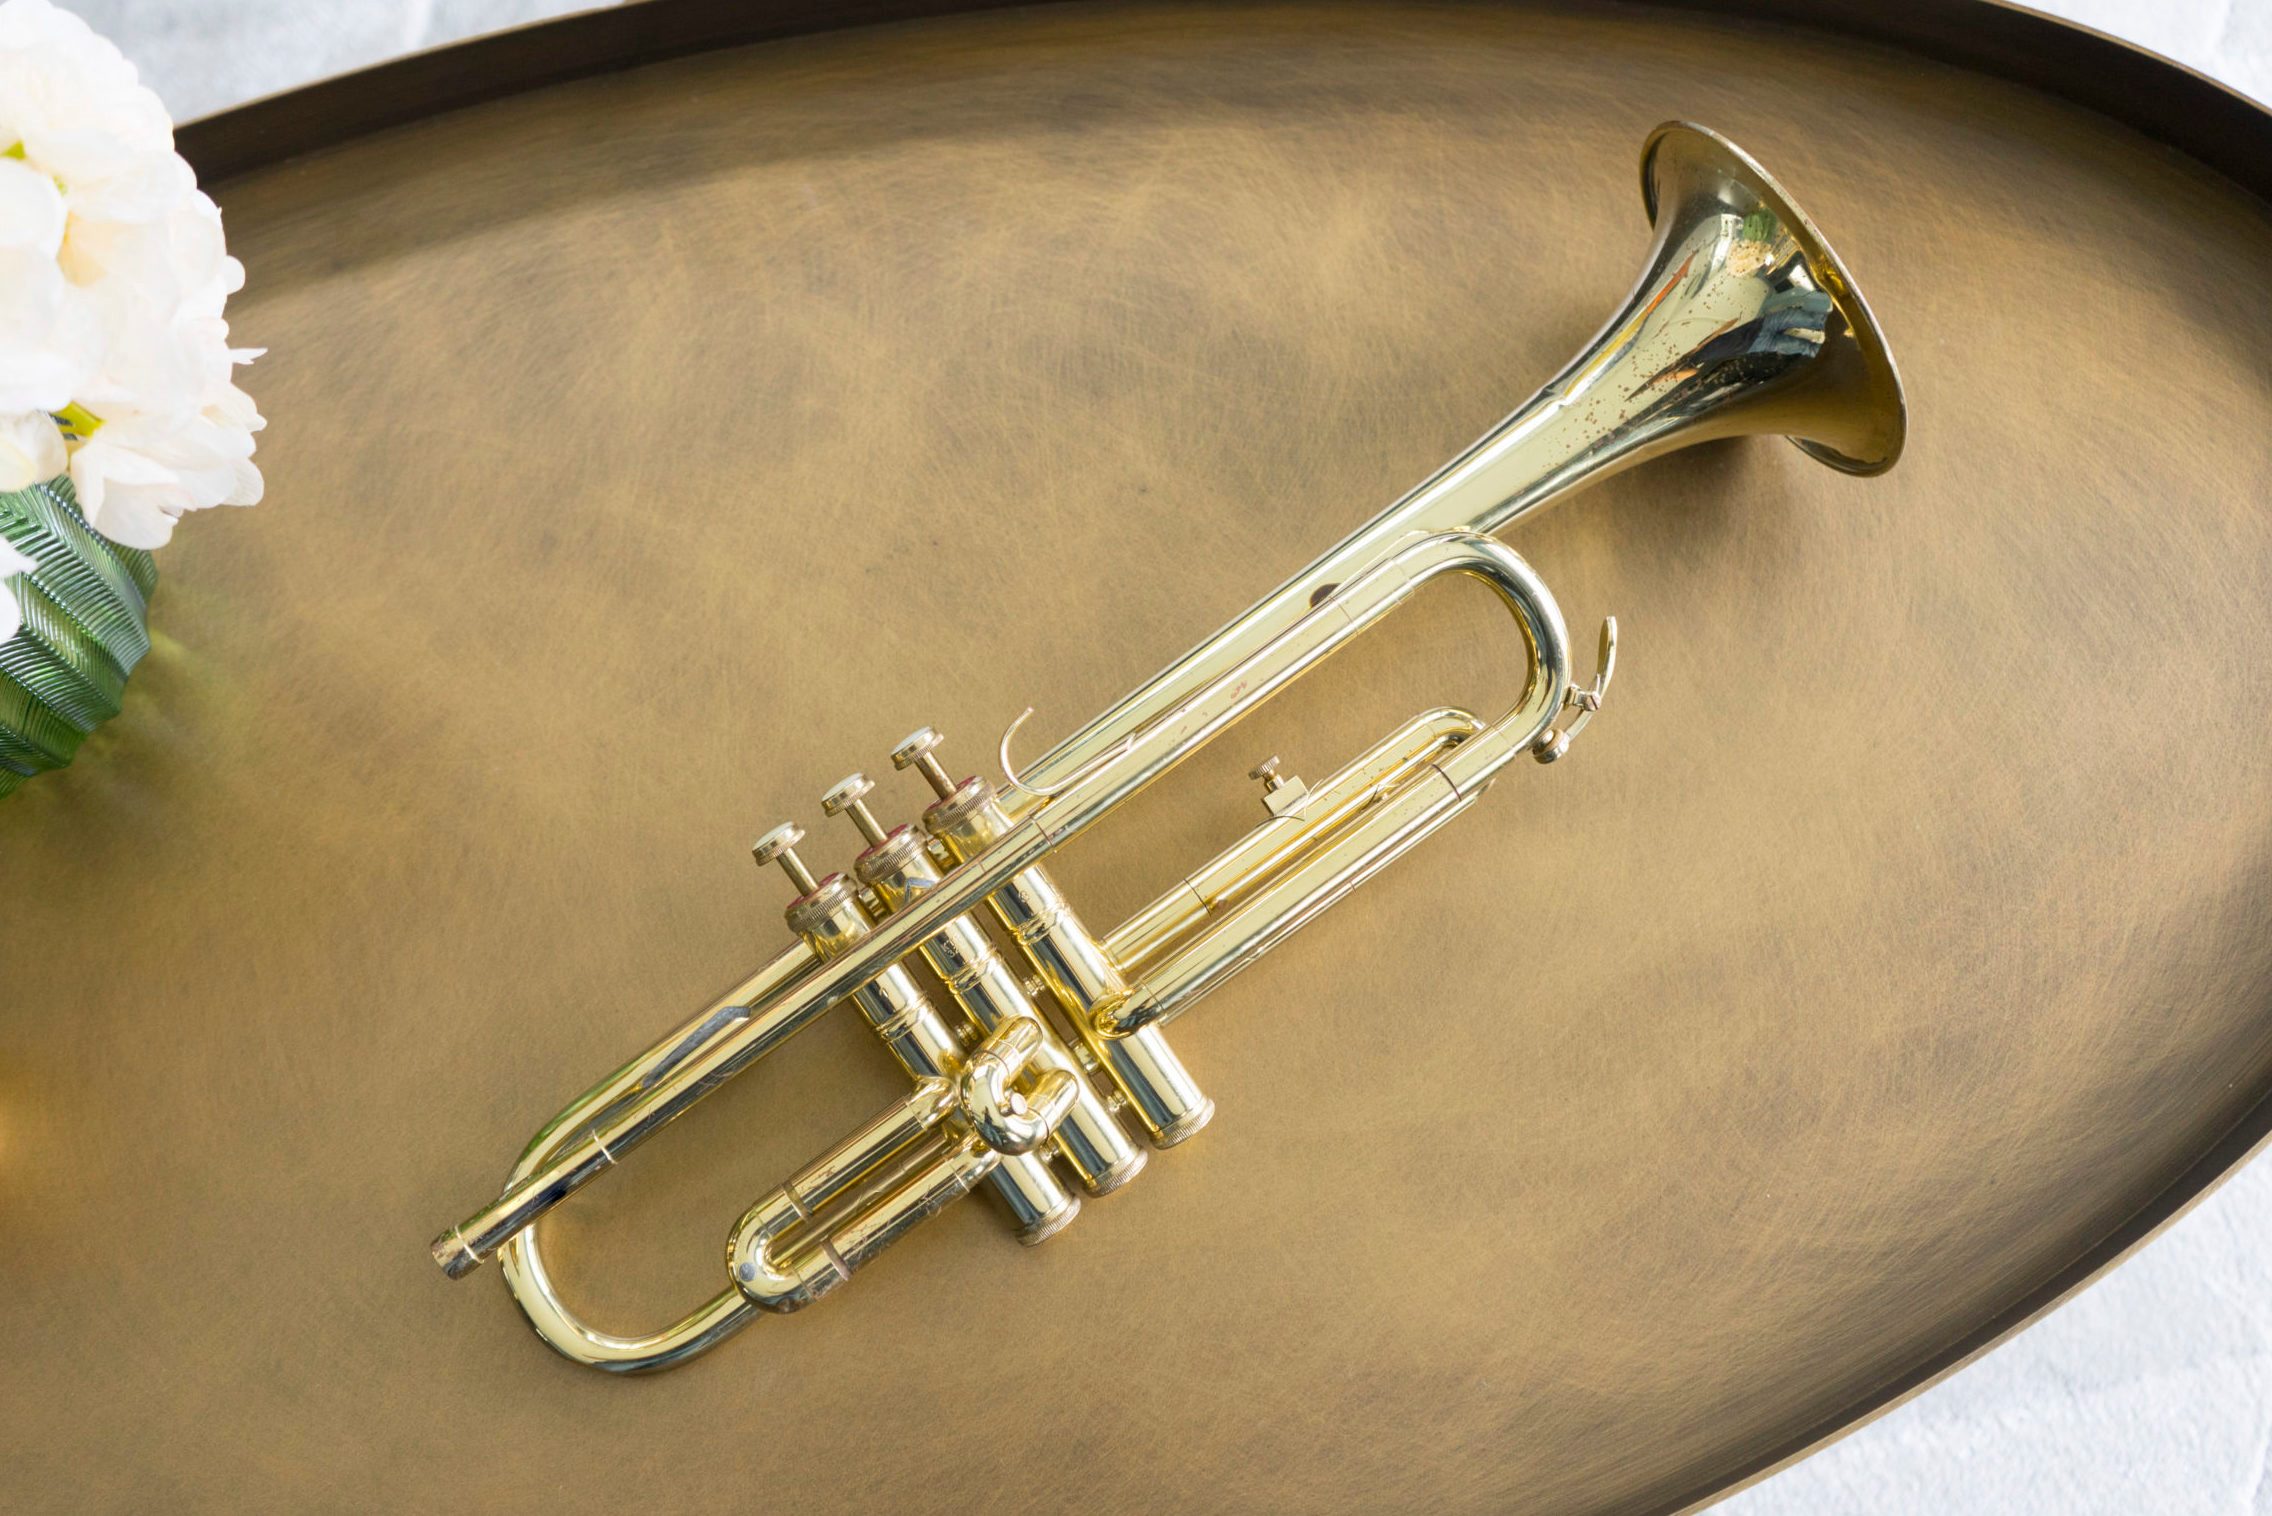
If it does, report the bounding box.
[0,0,179,225]
[0,0,261,549]
[0,406,65,489]
[71,389,263,548]
[0,536,33,646]
[0,241,102,414]
[0,152,65,255]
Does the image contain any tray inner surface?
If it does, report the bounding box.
[4,4,2270,1512]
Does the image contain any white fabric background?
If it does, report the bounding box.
[67,0,2272,1508]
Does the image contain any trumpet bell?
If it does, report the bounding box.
[1634,120,1906,476]
[1006,122,1906,802]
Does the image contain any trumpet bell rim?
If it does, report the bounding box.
[1640,120,1907,477]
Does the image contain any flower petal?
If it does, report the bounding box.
[0,409,65,490]
[0,156,66,258]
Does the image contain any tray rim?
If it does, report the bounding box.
[165,2,2272,1510]
[176,0,2272,201]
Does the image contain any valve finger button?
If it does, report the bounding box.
[752,823,821,896]
[892,726,961,801]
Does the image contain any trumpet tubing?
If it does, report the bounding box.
[756,820,1082,1243]
[820,770,1148,1195]
[901,729,1217,1148]
[431,122,1904,1372]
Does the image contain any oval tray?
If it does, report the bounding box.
[8,2,2271,1511]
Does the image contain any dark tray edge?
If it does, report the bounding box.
[1697,1103,2272,1512]
[166,2,2272,1509]
[178,0,2272,203]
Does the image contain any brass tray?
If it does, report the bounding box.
[8,2,2271,1510]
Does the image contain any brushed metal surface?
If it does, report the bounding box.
[6,3,2271,1512]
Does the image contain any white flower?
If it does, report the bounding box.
[0,0,261,548]
[0,407,64,489]
[0,149,102,413]
[0,0,179,225]
[0,152,64,254]
[0,535,33,647]
[72,386,263,548]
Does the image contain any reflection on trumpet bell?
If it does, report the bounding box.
[427,121,1904,1374]
[1636,122,1905,477]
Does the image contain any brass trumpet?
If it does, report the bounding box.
[430,121,1904,1372]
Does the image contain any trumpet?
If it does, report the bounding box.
[430,121,1904,1372]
